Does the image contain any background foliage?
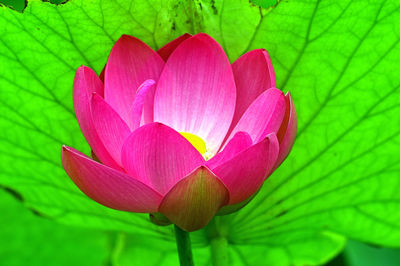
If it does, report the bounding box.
[0,0,399,265]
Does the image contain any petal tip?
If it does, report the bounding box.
[192,33,218,44]
[113,34,146,51]
[137,79,156,92]
[268,87,286,100]
[75,65,93,79]
[250,48,267,54]
[153,121,164,127]
[265,132,279,147]
[266,132,278,139]
[119,34,132,41]
[90,92,101,103]
[145,79,156,85]
[76,65,86,71]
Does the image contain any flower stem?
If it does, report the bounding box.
[208,217,229,266]
[109,232,126,266]
[174,225,194,266]
[210,235,228,266]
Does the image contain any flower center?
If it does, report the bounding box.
[180,132,213,160]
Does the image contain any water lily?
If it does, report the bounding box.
[61,33,296,233]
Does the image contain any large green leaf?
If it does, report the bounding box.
[228,0,400,248]
[0,0,399,265]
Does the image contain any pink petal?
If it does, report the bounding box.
[206,131,252,170]
[159,166,229,232]
[91,93,131,165]
[274,92,297,169]
[226,88,286,145]
[227,49,276,135]
[61,146,162,212]
[99,64,106,84]
[73,66,120,169]
[104,35,164,128]
[131,79,155,129]
[154,33,236,154]
[121,122,205,195]
[211,134,279,205]
[157,33,192,61]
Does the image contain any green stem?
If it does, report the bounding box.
[210,236,229,266]
[208,217,229,266]
[174,225,194,266]
[109,232,126,266]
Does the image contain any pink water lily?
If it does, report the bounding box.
[61,33,297,232]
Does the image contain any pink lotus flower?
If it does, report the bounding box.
[61,33,296,232]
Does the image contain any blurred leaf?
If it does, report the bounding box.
[0,0,399,265]
[344,240,400,266]
[115,235,212,266]
[0,189,109,266]
[226,230,345,265]
[0,0,26,11]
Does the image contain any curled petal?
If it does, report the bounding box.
[99,64,106,84]
[157,33,192,61]
[91,93,131,165]
[159,166,229,232]
[105,35,164,128]
[73,66,120,169]
[228,49,276,134]
[61,146,162,213]
[226,88,286,145]
[212,134,279,205]
[275,92,297,169]
[206,131,252,170]
[131,79,156,129]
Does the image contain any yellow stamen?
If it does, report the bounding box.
[180,132,207,155]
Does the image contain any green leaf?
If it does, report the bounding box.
[0,0,66,12]
[0,0,399,265]
[226,229,346,265]
[0,0,187,239]
[344,240,400,266]
[114,235,212,266]
[0,187,191,266]
[0,189,110,265]
[228,0,400,250]
[250,0,277,9]
[0,0,26,12]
